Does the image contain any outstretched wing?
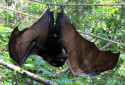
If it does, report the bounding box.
[58,8,120,76]
[9,7,51,66]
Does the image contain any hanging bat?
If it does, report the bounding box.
[57,7,120,76]
[9,7,68,67]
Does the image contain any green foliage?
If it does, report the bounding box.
[0,0,125,85]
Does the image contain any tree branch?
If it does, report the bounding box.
[51,68,69,77]
[29,0,125,6]
[100,36,122,51]
[78,30,125,46]
[0,59,58,85]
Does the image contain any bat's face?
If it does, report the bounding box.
[41,48,68,67]
[47,53,68,67]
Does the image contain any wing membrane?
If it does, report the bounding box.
[58,8,120,76]
[9,7,51,66]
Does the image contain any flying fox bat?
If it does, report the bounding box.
[9,7,68,67]
[57,7,120,76]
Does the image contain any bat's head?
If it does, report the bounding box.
[49,53,68,67]
[42,49,69,67]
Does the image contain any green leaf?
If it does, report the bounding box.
[61,78,72,84]
[24,64,34,67]
[38,68,52,75]
[119,73,125,76]
[120,55,125,59]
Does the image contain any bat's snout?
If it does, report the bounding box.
[50,54,69,67]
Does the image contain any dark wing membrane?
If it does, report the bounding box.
[59,8,120,76]
[9,7,51,66]
[9,27,36,66]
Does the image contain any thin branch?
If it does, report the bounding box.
[0,59,58,85]
[78,30,125,46]
[0,5,38,19]
[51,68,69,77]
[29,0,125,6]
[100,36,122,51]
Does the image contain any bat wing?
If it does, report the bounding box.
[58,8,120,76]
[9,7,51,66]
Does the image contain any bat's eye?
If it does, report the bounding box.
[60,59,64,62]
[52,62,57,66]
[52,33,58,39]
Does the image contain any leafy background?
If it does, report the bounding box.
[0,0,125,85]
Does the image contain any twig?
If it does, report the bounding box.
[0,59,58,85]
[78,30,125,46]
[29,0,125,6]
[51,68,69,77]
[100,36,122,51]
[0,5,38,19]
